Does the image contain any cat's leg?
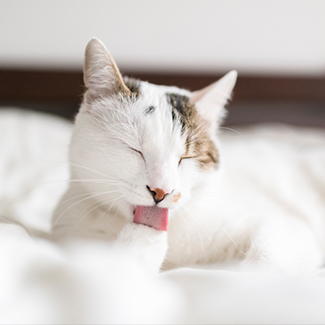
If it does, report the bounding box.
[114,224,168,273]
[242,217,323,275]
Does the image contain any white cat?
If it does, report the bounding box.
[52,38,324,274]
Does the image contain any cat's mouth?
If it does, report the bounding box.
[133,205,169,231]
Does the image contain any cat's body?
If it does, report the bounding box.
[52,38,324,274]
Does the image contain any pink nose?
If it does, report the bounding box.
[147,186,169,204]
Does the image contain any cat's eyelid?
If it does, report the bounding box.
[129,147,146,162]
[181,156,198,160]
[178,155,197,166]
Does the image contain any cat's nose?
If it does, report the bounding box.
[147,186,170,204]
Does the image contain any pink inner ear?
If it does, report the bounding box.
[190,83,214,103]
[190,71,238,107]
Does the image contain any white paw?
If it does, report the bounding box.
[115,223,168,273]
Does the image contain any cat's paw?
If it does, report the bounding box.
[115,223,168,273]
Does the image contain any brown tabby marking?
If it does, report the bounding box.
[167,93,219,170]
[123,77,141,97]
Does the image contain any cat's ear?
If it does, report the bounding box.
[190,71,237,132]
[83,38,131,101]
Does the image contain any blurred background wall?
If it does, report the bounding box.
[0,0,325,125]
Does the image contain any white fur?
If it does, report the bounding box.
[3,109,325,322]
[52,38,324,274]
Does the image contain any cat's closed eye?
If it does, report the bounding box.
[178,156,197,166]
[130,147,146,162]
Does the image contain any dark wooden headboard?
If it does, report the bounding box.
[1,68,325,127]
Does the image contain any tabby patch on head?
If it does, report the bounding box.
[167,93,219,170]
[123,77,141,97]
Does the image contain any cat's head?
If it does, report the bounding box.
[70,38,237,223]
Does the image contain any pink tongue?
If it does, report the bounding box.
[133,206,169,231]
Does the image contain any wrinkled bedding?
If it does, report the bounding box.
[1,108,325,324]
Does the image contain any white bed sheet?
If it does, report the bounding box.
[1,108,325,324]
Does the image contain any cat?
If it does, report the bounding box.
[52,38,324,274]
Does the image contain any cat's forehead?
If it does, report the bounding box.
[138,79,191,98]
[132,81,188,149]
[124,78,191,106]
[128,80,197,138]
[125,79,193,123]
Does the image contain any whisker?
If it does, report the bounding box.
[36,178,123,188]
[1,159,69,171]
[189,197,242,251]
[183,210,209,262]
[54,190,107,210]
[91,195,126,230]
[53,190,122,226]
[4,160,123,185]
[219,126,243,137]
[72,199,109,231]
[176,209,191,255]
[182,206,223,260]
[73,193,126,231]
[69,161,119,179]
[217,224,240,251]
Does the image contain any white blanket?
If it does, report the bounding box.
[1,108,325,324]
